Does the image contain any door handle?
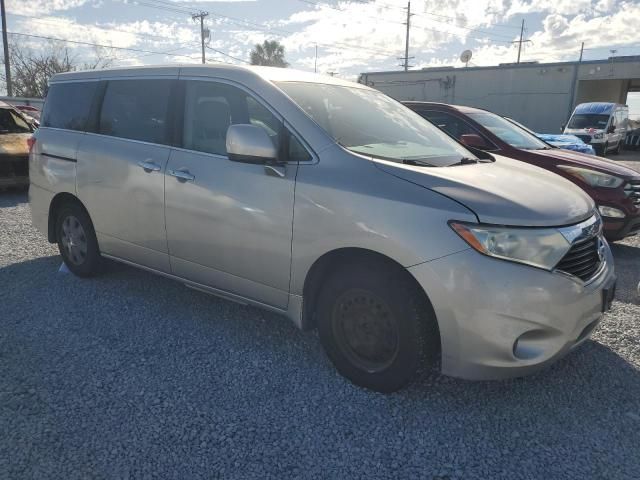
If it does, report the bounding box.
[168,169,195,182]
[264,164,286,178]
[138,160,161,172]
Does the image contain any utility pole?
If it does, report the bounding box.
[513,19,531,64]
[400,1,414,71]
[192,11,209,64]
[578,41,584,62]
[567,42,585,128]
[1,0,11,96]
[314,44,318,73]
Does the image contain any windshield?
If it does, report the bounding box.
[468,112,549,150]
[276,82,476,166]
[567,114,609,130]
[0,108,31,134]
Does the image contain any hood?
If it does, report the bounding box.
[0,133,31,156]
[532,148,639,178]
[373,155,595,227]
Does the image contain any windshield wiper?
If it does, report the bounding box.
[402,159,435,167]
[449,157,480,166]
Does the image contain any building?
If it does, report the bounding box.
[359,55,640,133]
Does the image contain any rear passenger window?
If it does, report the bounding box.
[42,82,96,131]
[182,81,281,156]
[99,80,171,144]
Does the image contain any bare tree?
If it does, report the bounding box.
[1,43,116,98]
[250,40,288,68]
[82,46,117,71]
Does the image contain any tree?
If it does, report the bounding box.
[1,43,115,98]
[249,40,288,68]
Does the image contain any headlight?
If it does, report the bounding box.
[558,166,624,188]
[598,205,625,218]
[593,132,604,139]
[450,222,571,270]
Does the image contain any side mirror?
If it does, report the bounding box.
[607,125,615,134]
[226,124,277,164]
[460,133,489,150]
[561,124,565,132]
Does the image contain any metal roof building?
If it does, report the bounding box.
[359,56,640,133]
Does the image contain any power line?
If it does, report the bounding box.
[131,0,401,57]
[11,12,201,50]
[346,0,521,30]
[582,44,640,51]
[297,0,516,42]
[6,30,201,59]
[11,11,248,65]
[136,0,193,15]
[205,45,250,64]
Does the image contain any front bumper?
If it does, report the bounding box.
[409,244,616,381]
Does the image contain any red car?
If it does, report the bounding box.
[405,102,640,241]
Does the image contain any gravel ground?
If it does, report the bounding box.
[1,191,639,480]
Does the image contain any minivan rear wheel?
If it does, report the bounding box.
[55,203,102,277]
[317,262,439,392]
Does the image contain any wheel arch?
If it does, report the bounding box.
[47,192,91,243]
[301,247,439,335]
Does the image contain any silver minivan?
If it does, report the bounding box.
[30,65,616,392]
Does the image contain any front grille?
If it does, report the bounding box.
[556,236,601,281]
[575,134,592,144]
[625,180,640,207]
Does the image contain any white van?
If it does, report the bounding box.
[563,102,629,157]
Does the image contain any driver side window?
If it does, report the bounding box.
[420,110,492,148]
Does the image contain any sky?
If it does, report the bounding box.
[3,0,640,112]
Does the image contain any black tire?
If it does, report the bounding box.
[597,143,607,157]
[612,140,622,155]
[55,203,102,277]
[317,261,439,392]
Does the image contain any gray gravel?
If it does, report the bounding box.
[1,191,639,480]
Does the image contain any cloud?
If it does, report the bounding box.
[505,0,596,16]
[417,0,640,68]
[275,0,640,75]
[13,15,205,66]
[172,0,256,2]
[6,0,89,16]
[6,0,640,77]
[274,0,478,74]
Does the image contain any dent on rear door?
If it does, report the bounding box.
[32,128,82,194]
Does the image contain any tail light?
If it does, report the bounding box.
[27,136,36,154]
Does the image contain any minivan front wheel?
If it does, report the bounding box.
[55,204,101,277]
[317,262,439,392]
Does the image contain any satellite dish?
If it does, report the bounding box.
[460,50,472,66]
